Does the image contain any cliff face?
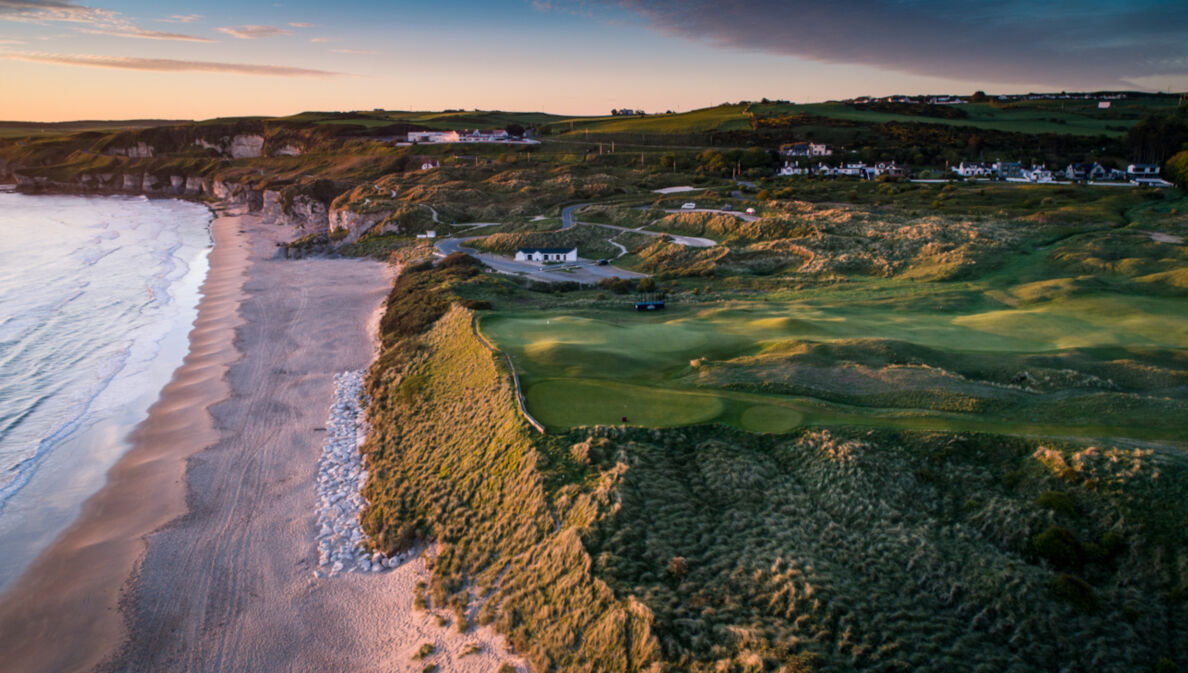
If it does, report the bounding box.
[328,206,395,243]
[14,171,213,197]
[262,189,330,232]
[194,134,267,159]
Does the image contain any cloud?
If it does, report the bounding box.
[288,21,312,28]
[0,37,23,43]
[2,51,345,77]
[310,36,329,43]
[331,48,382,55]
[217,24,291,39]
[1,1,210,41]
[159,14,201,23]
[80,26,214,41]
[0,0,119,24]
[581,0,1188,89]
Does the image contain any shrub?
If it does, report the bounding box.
[413,643,435,660]
[1033,525,1082,568]
[1053,573,1099,612]
[1035,490,1075,516]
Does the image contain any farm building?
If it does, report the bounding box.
[514,247,578,263]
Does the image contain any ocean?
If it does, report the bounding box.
[0,191,212,590]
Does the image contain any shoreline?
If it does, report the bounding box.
[0,204,525,673]
[0,206,250,672]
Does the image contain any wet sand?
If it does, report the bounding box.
[0,208,249,672]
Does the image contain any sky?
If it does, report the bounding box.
[1,0,1186,121]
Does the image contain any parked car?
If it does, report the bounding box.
[597,259,610,266]
[745,207,756,215]
[722,204,733,211]
[681,202,696,209]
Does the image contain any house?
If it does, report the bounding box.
[1022,165,1054,183]
[993,161,1025,179]
[952,162,992,178]
[929,96,967,105]
[778,161,810,176]
[514,247,578,263]
[1127,164,1160,178]
[873,161,908,178]
[415,230,436,239]
[460,129,510,142]
[407,129,510,144]
[782,142,832,157]
[420,159,440,171]
[783,142,812,157]
[838,162,867,177]
[1065,163,1107,181]
[813,162,840,177]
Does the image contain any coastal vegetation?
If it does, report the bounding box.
[359,254,1188,672]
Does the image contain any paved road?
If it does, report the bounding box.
[435,234,644,283]
[431,200,731,283]
[584,221,716,248]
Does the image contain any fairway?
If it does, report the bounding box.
[526,379,725,428]
[481,287,1188,442]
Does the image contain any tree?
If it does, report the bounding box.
[505,123,525,138]
[1166,150,1188,189]
[970,90,989,103]
[1127,112,1188,164]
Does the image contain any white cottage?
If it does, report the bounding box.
[515,247,578,263]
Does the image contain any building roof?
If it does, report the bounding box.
[517,247,577,254]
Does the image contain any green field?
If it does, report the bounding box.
[539,97,1182,139]
[481,282,1188,443]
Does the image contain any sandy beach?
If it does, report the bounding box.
[0,209,520,672]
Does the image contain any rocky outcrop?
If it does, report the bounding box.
[185,176,206,196]
[329,206,389,243]
[273,144,303,157]
[230,135,265,159]
[106,142,155,158]
[193,134,266,159]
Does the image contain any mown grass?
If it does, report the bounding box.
[480,278,1188,442]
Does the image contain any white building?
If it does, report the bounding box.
[408,130,460,143]
[778,161,810,176]
[1127,164,1161,178]
[837,162,867,177]
[421,159,440,171]
[1022,166,1054,183]
[514,247,578,263]
[407,129,511,144]
[952,162,993,178]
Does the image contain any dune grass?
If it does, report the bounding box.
[359,256,1188,673]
